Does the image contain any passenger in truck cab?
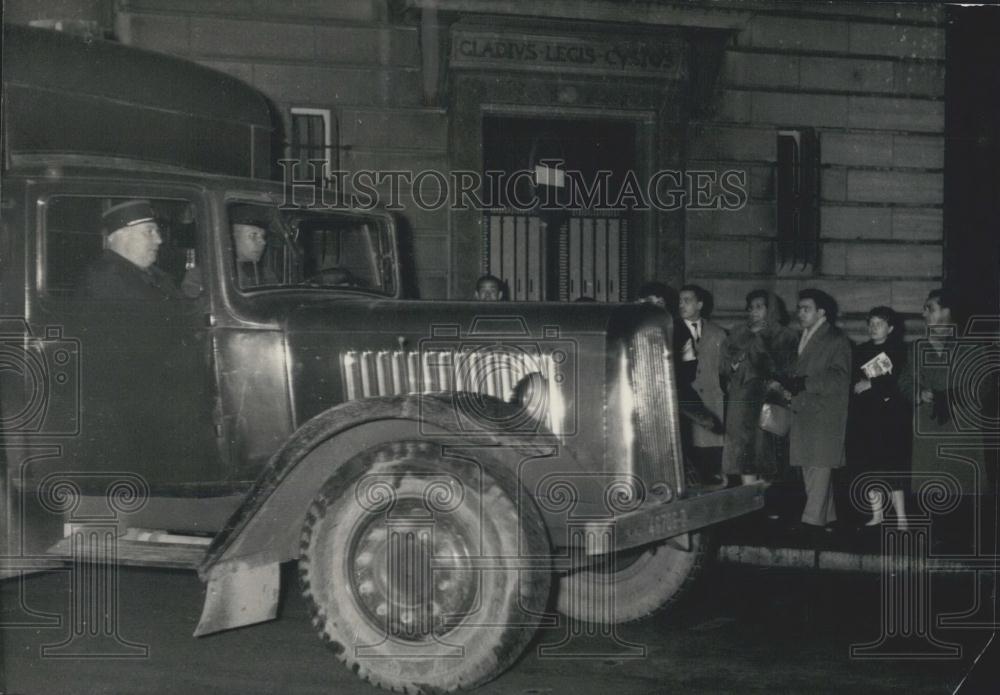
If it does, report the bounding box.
[232,219,278,288]
[474,274,505,301]
[81,199,181,300]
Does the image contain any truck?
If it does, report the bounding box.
[1,24,764,693]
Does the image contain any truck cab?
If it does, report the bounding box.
[1,24,764,694]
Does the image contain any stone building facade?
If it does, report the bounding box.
[6,0,947,331]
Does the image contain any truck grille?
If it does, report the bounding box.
[340,348,562,431]
[629,326,684,493]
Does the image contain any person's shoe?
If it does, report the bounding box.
[865,516,884,527]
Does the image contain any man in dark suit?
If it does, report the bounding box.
[81,200,180,300]
[636,281,687,361]
[637,281,723,483]
[784,288,851,528]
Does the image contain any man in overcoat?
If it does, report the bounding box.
[785,288,852,527]
[679,284,727,484]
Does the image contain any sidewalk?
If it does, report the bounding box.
[713,485,999,574]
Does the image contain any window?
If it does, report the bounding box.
[226,202,396,296]
[289,108,336,178]
[776,128,820,274]
[42,195,199,299]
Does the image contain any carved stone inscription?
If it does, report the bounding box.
[451,28,685,79]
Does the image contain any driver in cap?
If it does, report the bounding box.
[81,199,181,300]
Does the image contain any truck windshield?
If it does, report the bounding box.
[227,202,395,295]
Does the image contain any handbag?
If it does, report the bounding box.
[758,402,791,436]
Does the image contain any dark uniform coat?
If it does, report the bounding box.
[81,249,181,300]
[789,321,852,470]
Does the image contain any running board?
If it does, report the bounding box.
[46,527,210,570]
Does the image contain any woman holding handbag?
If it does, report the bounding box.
[720,290,799,485]
[848,306,911,527]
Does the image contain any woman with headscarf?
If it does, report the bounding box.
[720,290,799,484]
[848,306,911,527]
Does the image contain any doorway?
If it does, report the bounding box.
[481,116,637,302]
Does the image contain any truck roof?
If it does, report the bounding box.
[5,160,282,191]
[2,24,274,178]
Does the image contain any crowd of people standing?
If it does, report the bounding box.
[637,282,987,543]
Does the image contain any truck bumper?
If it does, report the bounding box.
[580,482,767,556]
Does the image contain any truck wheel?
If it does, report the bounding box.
[299,441,550,694]
[556,532,708,624]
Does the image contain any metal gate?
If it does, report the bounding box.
[483,210,545,301]
[483,209,627,302]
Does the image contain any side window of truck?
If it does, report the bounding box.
[226,202,394,294]
[42,195,200,300]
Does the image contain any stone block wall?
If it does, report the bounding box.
[686,2,945,336]
[107,1,947,317]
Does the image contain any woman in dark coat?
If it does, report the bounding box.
[848,306,911,526]
[720,290,798,483]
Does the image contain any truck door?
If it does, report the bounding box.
[24,183,225,487]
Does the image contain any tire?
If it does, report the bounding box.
[299,441,551,694]
[556,531,709,624]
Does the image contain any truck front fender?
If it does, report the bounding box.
[194,394,561,637]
